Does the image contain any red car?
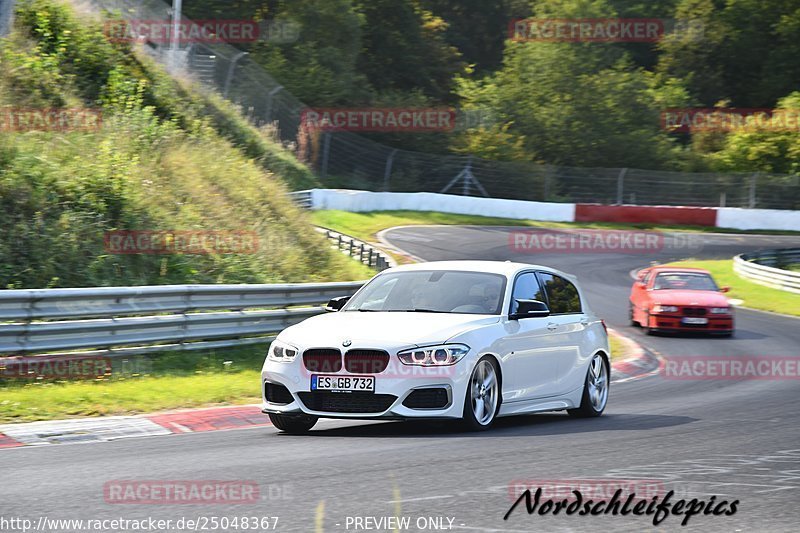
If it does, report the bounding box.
[629,266,734,336]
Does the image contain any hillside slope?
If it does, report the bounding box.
[0,0,369,288]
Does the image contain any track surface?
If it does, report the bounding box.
[3,227,800,532]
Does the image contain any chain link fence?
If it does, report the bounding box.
[91,0,800,210]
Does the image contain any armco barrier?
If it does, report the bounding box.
[316,227,395,271]
[734,249,800,294]
[0,282,365,355]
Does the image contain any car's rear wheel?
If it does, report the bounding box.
[568,354,609,418]
[462,357,500,431]
[629,303,639,326]
[268,413,318,434]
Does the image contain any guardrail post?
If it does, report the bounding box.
[359,243,365,263]
[749,173,758,208]
[337,234,343,250]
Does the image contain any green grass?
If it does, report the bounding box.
[0,345,268,424]
[311,210,800,245]
[608,333,625,361]
[664,259,800,317]
[0,372,262,424]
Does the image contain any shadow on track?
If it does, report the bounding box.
[270,413,696,439]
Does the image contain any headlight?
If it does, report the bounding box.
[268,340,299,362]
[652,305,679,313]
[397,344,470,366]
[710,307,731,314]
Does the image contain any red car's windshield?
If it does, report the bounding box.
[653,273,718,291]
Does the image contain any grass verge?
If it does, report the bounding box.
[0,345,268,424]
[664,259,800,317]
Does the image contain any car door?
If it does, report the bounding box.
[495,271,564,402]
[536,271,590,395]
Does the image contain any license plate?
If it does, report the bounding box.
[682,317,708,325]
[311,375,375,393]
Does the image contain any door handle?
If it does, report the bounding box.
[546,323,558,331]
[580,318,589,326]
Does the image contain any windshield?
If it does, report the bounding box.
[344,270,507,314]
[653,272,719,291]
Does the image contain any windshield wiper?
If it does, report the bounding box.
[406,308,451,313]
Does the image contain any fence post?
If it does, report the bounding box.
[720,192,726,207]
[264,85,283,124]
[383,149,398,191]
[223,51,248,97]
[749,173,758,208]
[321,132,331,179]
[616,168,628,205]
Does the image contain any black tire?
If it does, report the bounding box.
[568,354,609,418]
[461,357,501,431]
[629,303,639,327]
[268,413,318,434]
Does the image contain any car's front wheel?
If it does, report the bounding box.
[568,354,609,418]
[268,413,318,434]
[462,357,500,431]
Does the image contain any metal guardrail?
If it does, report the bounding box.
[316,227,395,272]
[734,248,800,294]
[0,282,365,355]
[287,190,313,209]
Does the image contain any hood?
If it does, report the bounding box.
[279,311,501,349]
[650,290,730,307]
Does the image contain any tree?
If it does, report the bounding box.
[352,0,464,103]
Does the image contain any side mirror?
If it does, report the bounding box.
[720,286,730,293]
[325,296,350,312]
[510,299,550,320]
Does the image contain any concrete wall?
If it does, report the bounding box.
[308,189,800,232]
[717,207,800,231]
[311,189,576,222]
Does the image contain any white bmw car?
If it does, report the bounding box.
[261,261,610,433]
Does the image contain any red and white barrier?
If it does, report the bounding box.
[308,189,798,232]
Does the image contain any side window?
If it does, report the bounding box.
[537,272,582,314]
[510,272,546,314]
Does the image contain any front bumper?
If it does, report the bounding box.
[261,358,471,420]
[648,313,733,333]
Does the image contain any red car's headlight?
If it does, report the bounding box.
[652,305,679,313]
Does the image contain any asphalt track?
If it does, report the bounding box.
[3,227,800,533]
